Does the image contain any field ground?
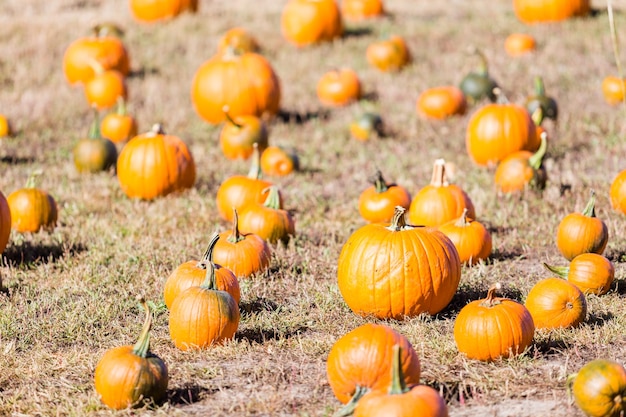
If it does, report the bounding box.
[1,0,626,416]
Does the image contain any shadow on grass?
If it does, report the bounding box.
[343,27,373,39]
[236,325,308,344]
[0,155,35,165]
[168,385,215,406]
[604,250,626,263]
[2,240,87,267]
[489,248,526,262]
[239,297,279,316]
[438,284,525,319]
[276,109,330,125]
[532,337,570,357]
[586,311,615,327]
[128,67,160,79]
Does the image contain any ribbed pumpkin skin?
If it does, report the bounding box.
[94,346,168,409]
[358,184,411,224]
[466,103,537,167]
[610,169,626,215]
[567,253,615,296]
[215,177,278,222]
[281,0,343,47]
[366,36,410,72]
[63,36,130,85]
[438,212,492,266]
[524,278,586,329]
[513,0,590,24]
[0,192,11,253]
[337,222,461,319]
[408,184,475,228]
[116,129,196,200]
[191,52,281,124]
[354,385,449,417]
[556,205,608,261]
[238,205,295,245]
[416,86,466,120]
[213,231,272,278]
[326,323,421,404]
[7,188,57,233]
[571,359,626,417]
[341,0,384,21]
[168,286,240,350]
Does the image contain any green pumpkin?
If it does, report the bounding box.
[525,76,558,121]
[459,49,498,105]
[73,110,118,173]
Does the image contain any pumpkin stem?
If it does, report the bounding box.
[25,169,43,189]
[262,186,281,209]
[389,344,409,395]
[531,106,544,127]
[88,106,102,140]
[132,296,153,358]
[430,159,449,187]
[454,208,470,227]
[565,372,578,402]
[227,208,246,244]
[371,170,389,193]
[87,58,106,76]
[493,87,509,104]
[482,283,502,307]
[247,143,263,179]
[331,385,370,417]
[92,23,124,38]
[534,76,546,97]
[147,123,166,137]
[387,206,411,231]
[543,262,569,279]
[200,255,218,291]
[581,191,597,217]
[529,132,547,171]
[221,46,243,61]
[469,47,489,76]
[115,96,128,116]
[197,232,220,269]
[222,105,243,129]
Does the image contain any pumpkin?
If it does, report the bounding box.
[504,33,536,56]
[84,64,127,110]
[524,277,587,329]
[0,114,11,137]
[216,144,282,222]
[366,35,410,72]
[513,0,590,24]
[73,110,118,173]
[525,76,558,121]
[0,191,11,254]
[168,259,240,350]
[129,0,195,23]
[326,323,421,408]
[337,206,461,320]
[454,283,535,362]
[556,191,608,260]
[116,124,196,200]
[94,297,168,409]
[416,86,467,120]
[494,131,547,193]
[341,0,384,21]
[219,107,269,160]
[101,97,138,144]
[163,233,241,309]
[350,112,384,141]
[438,208,492,266]
[238,186,295,245]
[459,49,498,105]
[217,27,260,54]
[260,146,300,177]
[191,49,281,124]
[354,345,449,417]
[213,209,272,278]
[62,27,130,85]
[281,0,343,47]
[465,93,538,166]
[317,68,362,107]
[602,76,626,106]
[358,170,411,223]
[7,172,58,233]
[408,159,475,227]
[544,253,615,296]
[570,359,626,417]
[610,169,626,215]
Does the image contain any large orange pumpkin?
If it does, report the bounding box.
[610,169,626,215]
[337,206,461,320]
[0,191,11,254]
[191,49,281,124]
[544,253,615,296]
[570,359,626,417]
[281,0,343,47]
[524,277,587,329]
[341,0,384,21]
[513,0,590,24]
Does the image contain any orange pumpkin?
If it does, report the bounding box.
[570,359,626,417]
[350,112,384,141]
[116,124,196,200]
[544,253,615,296]
[238,186,296,245]
[0,114,11,137]
[317,68,362,107]
[454,283,535,362]
[610,169,626,215]
[217,27,260,54]
[524,277,587,329]
[358,170,411,224]
[416,86,467,120]
[337,206,461,320]
[504,33,536,56]
[366,35,410,72]
[494,131,547,193]
[408,159,475,227]
[219,108,268,160]
[191,49,281,124]
[341,0,384,21]
[513,0,590,24]
[281,0,343,47]
[438,208,492,266]
[0,191,11,254]
[260,146,299,177]
[602,76,626,106]
[7,172,58,233]
[129,0,195,23]
[556,191,608,261]
[84,66,127,111]
[101,97,137,144]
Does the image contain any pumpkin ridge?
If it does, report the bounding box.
[411,230,433,314]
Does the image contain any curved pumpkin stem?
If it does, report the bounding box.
[492,87,509,104]
[529,132,547,171]
[481,283,502,308]
[543,262,569,279]
[222,105,243,129]
[454,208,470,227]
[247,143,263,179]
[197,232,220,269]
[92,23,124,38]
[262,186,281,210]
[531,107,544,127]
[581,191,597,218]
[227,208,245,244]
[389,344,409,395]
[114,96,129,116]
[88,106,102,140]
[387,206,410,231]
[469,46,489,76]
[200,256,218,291]
[430,159,449,187]
[132,296,153,358]
[371,170,389,193]
[25,169,43,189]
[332,385,369,417]
[534,76,546,97]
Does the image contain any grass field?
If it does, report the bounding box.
[1,0,626,416]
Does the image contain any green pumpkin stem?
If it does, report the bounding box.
[25,170,43,189]
[529,132,547,171]
[331,385,370,417]
[430,159,449,187]
[389,344,409,395]
[227,208,246,244]
[115,96,128,116]
[247,143,263,179]
[87,58,106,76]
[481,283,502,307]
[262,186,281,209]
[470,47,489,76]
[200,256,218,291]
[455,208,470,227]
[198,232,220,268]
[222,105,243,129]
[372,170,389,193]
[534,76,546,97]
[581,191,597,217]
[88,107,101,140]
[132,296,153,358]
[543,262,569,279]
[531,107,544,127]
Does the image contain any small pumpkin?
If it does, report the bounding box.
[163,233,241,309]
[260,146,299,177]
[544,253,615,296]
[504,33,536,56]
[101,97,138,144]
[494,131,547,193]
[341,0,384,21]
[281,0,343,47]
[602,76,626,106]
[454,283,535,362]
[350,112,384,141]
[610,169,626,215]
[416,86,467,120]
[217,27,260,54]
[570,359,626,417]
[358,170,411,224]
[459,49,498,105]
[94,297,168,409]
[213,209,272,278]
[524,277,587,329]
[73,110,118,173]
[219,107,269,160]
[556,191,609,261]
[513,0,590,24]
[438,208,492,266]
[525,76,558,121]
[317,68,362,107]
[84,63,127,110]
[408,159,475,227]
[0,114,11,137]
[7,171,58,233]
[238,186,296,245]
[366,35,410,72]
[0,191,11,254]
[116,124,196,200]
[168,259,240,350]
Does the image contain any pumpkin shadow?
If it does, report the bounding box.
[0,155,35,165]
[437,284,525,319]
[239,297,279,316]
[586,311,615,326]
[531,337,570,358]
[128,67,160,79]
[235,324,308,344]
[276,109,330,125]
[342,27,373,39]
[611,279,626,295]
[604,249,626,264]
[168,385,215,406]
[2,240,87,267]
[488,248,526,262]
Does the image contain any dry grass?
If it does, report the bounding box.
[0,0,625,416]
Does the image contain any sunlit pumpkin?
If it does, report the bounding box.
[366,35,410,72]
[610,169,626,215]
[494,132,547,193]
[281,0,343,47]
[570,359,626,417]
[350,112,384,141]
[129,0,197,23]
[504,33,536,56]
[358,170,411,223]
[101,97,138,144]
[217,27,260,54]
[416,86,466,120]
[84,65,127,110]
[7,171,58,233]
[544,253,615,296]
[0,114,11,138]
[524,277,586,329]
[438,208,492,265]
[0,191,11,254]
[602,76,626,106]
[260,146,299,177]
[317,68,362,107]
[238,186,296,245]
[513,0,590,24]
[219,107,268,160]
[341,0,384,21]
